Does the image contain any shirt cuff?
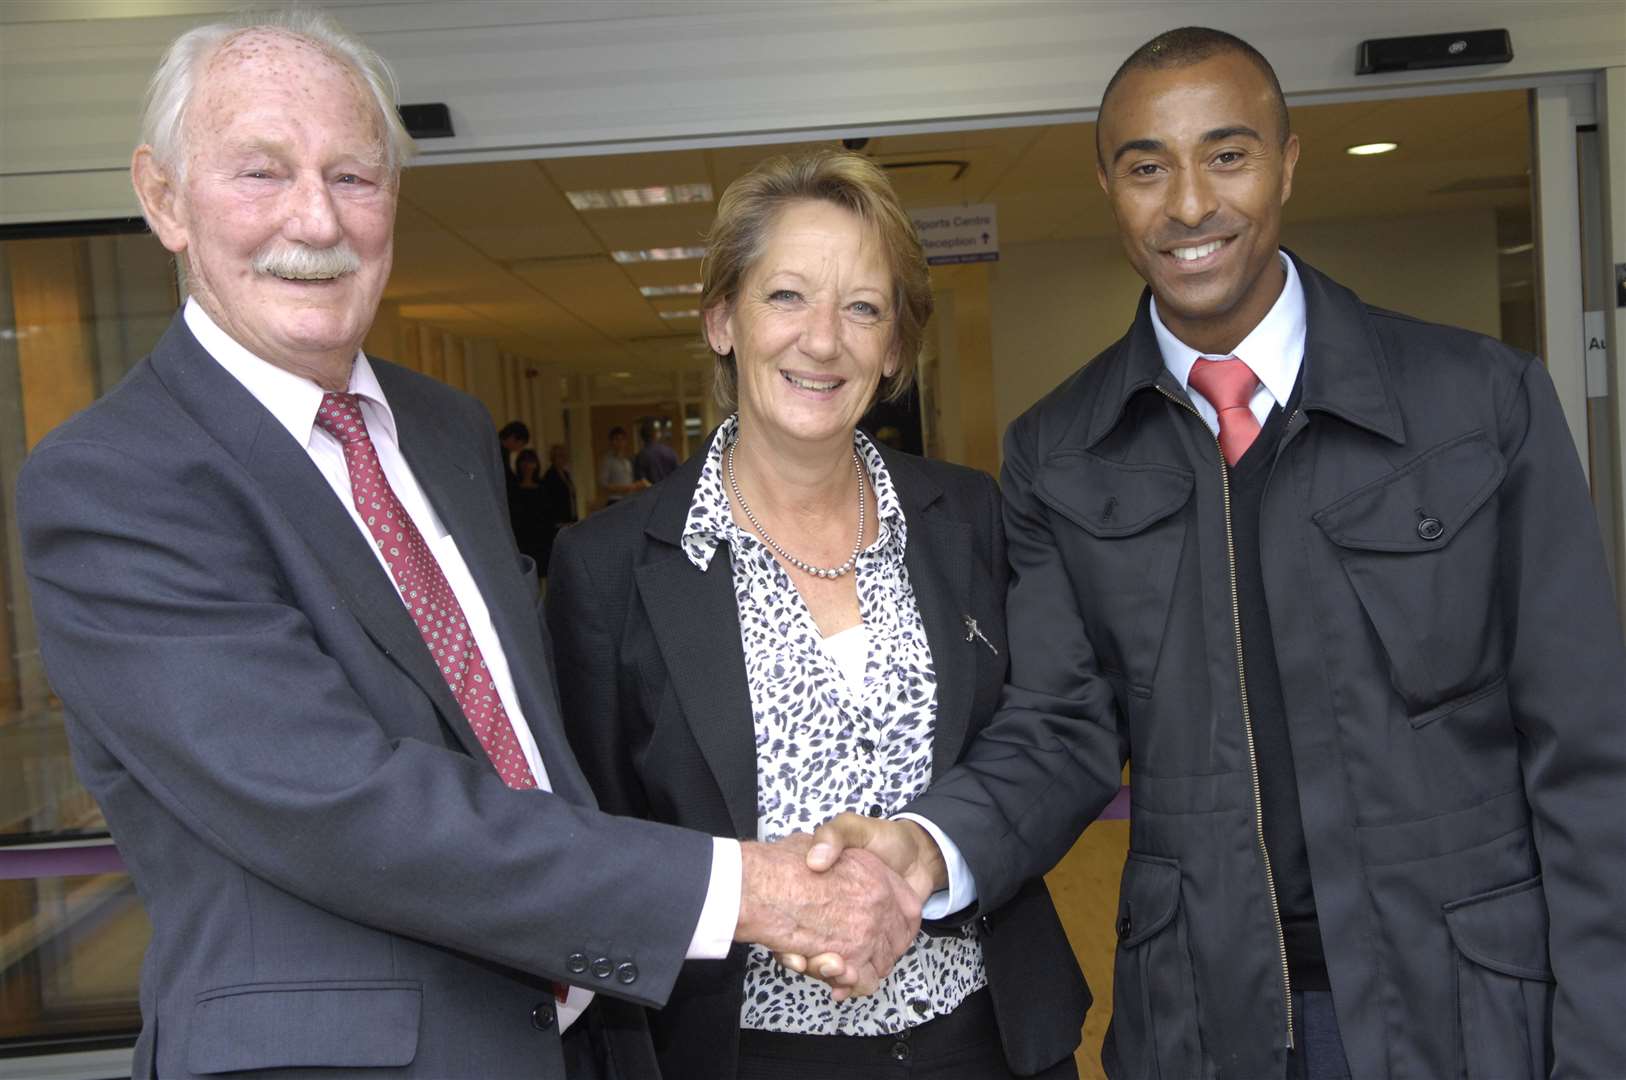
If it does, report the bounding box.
[685,836,741,959]
[894,813,978,919]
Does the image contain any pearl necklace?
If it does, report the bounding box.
[726,439,866,579]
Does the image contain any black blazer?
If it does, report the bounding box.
[546,444,1089,1078]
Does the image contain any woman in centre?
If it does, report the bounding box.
[546,149,1084,1080]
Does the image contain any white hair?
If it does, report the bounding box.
[137,7,416,179]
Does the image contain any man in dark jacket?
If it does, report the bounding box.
[632,418,679,484]
[806,26,1626,1080]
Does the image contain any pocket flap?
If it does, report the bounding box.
[1116,853,1182,948]
[1443,875,1554,981]
[1037,451,1193,538]
[1313,431,1505,553]
[189,979,422,1074]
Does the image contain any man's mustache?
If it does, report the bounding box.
[252,241,362,281]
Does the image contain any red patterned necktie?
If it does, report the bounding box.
[315,392,538,791]
[1187,357,1262,467]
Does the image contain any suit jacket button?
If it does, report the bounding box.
[566,952,589,974]
[590,956,614,979]
[616,961,639,985]
[1417,516,1444,541]
[530,1002,556,1030]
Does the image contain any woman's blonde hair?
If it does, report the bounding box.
[700,149,933,410]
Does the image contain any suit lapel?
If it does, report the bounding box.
[637,462,760,837]
[380,365,594,803]
[149,320,503,776]
[886,451,975,778]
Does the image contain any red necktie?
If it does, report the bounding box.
[315,393,539,791]
[1187,357,1262,467]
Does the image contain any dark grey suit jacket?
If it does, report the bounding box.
[545,445,1088,1079]
[17,315,713,1078]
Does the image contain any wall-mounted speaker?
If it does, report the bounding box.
[399,103,455,140]
[1356,30,1513,75]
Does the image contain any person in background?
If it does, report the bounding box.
[538,442,580,574]
[805,26,1626,1080]
[16,13,926,1078]
[599,425,645,505]
[499,418,529,501]
[633,417,680,484]
[508,447,550,577]
[547,149,1086,1080]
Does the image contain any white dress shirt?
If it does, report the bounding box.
[184,301,740,1029]
[917,252,1306,915]
[1151,250,1307,432]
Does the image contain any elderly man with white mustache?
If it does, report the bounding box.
[15,10,922,1079]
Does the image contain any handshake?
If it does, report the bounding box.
[731,814,950,1000]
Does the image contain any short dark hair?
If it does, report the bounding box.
[1096,27,1290,166]
[608,426,627,441]
[498,420,529,443]
[638,418,658,442]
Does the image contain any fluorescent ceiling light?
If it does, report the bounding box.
[567,183,712,211]
[658,309,701,320]
[640,283,703,297]
[1346,142,1399,156]
[612,246,707,263]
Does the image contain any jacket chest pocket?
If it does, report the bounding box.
[1036,452,1192,695]
[1312,431,1507,722]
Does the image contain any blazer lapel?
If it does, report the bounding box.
[380,365,594,803]
[636,464,760,838]
[149,322,496,772]
[886,451,975,778]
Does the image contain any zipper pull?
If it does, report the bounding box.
[963,615,999,655]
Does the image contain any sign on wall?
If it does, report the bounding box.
[910,204,999,265]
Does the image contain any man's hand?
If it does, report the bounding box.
[775,815,949,987]
[735,833,922,1000]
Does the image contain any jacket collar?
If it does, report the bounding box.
[645,427,951,546]
[1072,250,1406,451]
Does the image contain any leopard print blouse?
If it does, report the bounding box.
[682,415,986,1036]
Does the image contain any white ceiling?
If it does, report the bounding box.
[389,88,1529,372]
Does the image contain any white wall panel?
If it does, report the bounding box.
[3,0,1624,223]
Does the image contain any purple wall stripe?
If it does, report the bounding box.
[1095,784,1131,821]
[0,843,127,880]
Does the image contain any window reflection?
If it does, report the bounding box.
[0,873,145,1046]
[1,222,175,1054]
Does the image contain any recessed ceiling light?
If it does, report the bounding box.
[658,309,701,320]
[567,183,712,211]
[1346,142,1399,156]
[610,371,634,378]
[612,246,707,264]
[639,283,704,297]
